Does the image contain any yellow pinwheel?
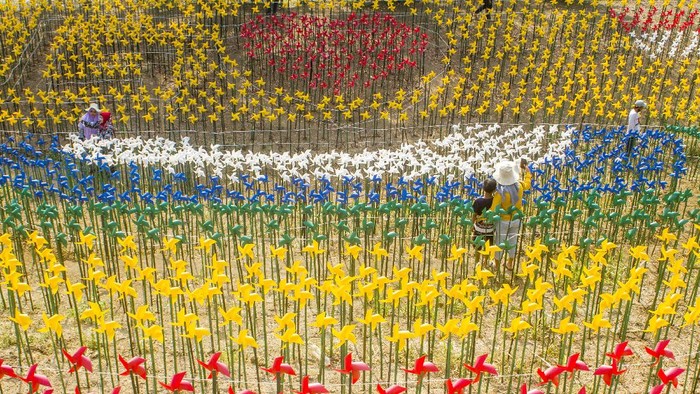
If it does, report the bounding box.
[503,316,532,335]
[39,312,65,338]
[551,316,580,335]
[369,242,389,260]
[276,327,304,346]
[385,323,415,351]
[142,324,164,343]
[357,309,385,330]
[8,308,32,331]
[332,324,357,348]
[584,313,612,332]
[231,329,258,350]
[95,320,122,341]
[311,312,338,329]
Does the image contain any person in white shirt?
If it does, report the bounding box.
[625,99,646,155]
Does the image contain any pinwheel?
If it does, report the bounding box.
[645,340,675,365]
[159,371,194,392]
[262,356,296,379]
[62,347,93,373]
[295,376,328,394]
[21,364,52,393]
[376,384,407,394]
[336,353,370,384]
[464,354,498,382]
[594,361,626,386]
[197,352,231,378]
[446,378,473,394]
[536,365,565,386]
[118,355,147,380]
[0,359,17,380]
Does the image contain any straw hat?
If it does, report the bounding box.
[492,160,520,186]
[86,103,100,112]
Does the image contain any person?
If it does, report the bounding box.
[475,0,493,20]
[472,178,497,265]
[98,110,115,139]
[625,99,646,155]
[78,103,102,140]
[490,158,532,271]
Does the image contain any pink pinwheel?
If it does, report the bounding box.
[559,353,589,377]
[446,378,474,394]
[376,384,407,394]
[335,353,370,384]
[605,341,634,362]
[650,384,665,394]
[295,376,328,394]
[228,387,255,394]
[645,339,675,365]
[21,364,51,393]
[261,356,296,379]
[657,367,684,387]
[118,355,147,380]
[159,371,194,392]
[519,383,545,394]
[197,352,231,378]
[464,354,498,382]
[537,365,566,386]
[402,355,439,380]
[62,346,93,373]
[593,360,626,386]
[0,359,17,380]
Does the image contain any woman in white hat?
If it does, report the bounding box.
[78,103,102,140]
[625,99,646,155]
[490,158,532,271]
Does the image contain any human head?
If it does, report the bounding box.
[86,103,100,115]
[492,160,520,186]
[482,178,497,193]
[634,99,647,111]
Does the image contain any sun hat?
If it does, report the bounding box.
[634,99,647,108]
[86,103,100,112]
[492,160,520,186]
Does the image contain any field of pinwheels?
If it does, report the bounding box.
[2,0,700,393]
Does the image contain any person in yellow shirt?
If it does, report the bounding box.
[490,158,532,271]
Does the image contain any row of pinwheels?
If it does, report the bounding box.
[2,1,700,138]
[2,205,700,393]
[0,343,692,393]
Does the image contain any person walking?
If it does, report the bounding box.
[78,103,102,140]
[475,0,493,20]
[491,158,532,272]
[625,99,646,156]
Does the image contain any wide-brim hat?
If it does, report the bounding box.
[86,103,100,112]
[493,160,520,186]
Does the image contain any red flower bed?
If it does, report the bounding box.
[241,13,428,95]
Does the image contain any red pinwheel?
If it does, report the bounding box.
[650,384,665,394]
[261,356,296,379]
[228,387,255,394]
[593,360,626,386]
[21,364,52,393]
[118,355,147,380]
[605,341,634,362]
[519,383,545,394]
[446,378,474,394]
[402,355,439,380]
[464,354,498,382]
[62,346,93,373]
[657,367,684,388]
[295,376,328,394]
[536,365,566,386]
[197,352,231,378]
[0,359,17,379]
[559,353,589,377]
[376,384,407,394]
[159,371,194,392]
[335,353,370,384]
[645,339,675,365]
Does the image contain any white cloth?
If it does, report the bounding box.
[627,109,640,133]
[495,219,521,259]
